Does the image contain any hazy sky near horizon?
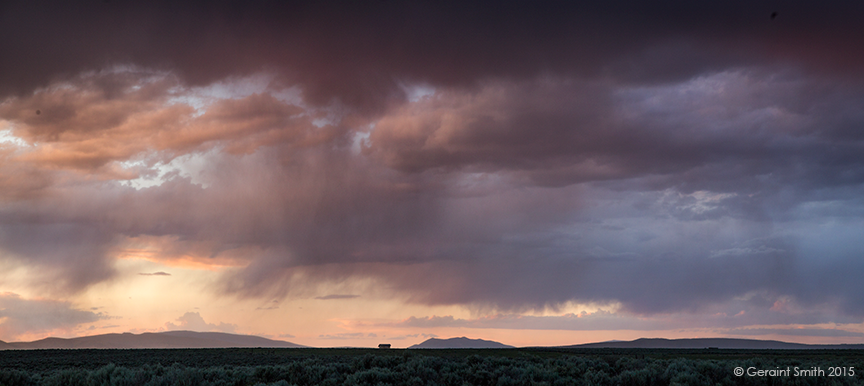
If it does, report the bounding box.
[1,1,864,347]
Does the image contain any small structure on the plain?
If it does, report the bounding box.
[378,343,391,349]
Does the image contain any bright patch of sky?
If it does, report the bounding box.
[0,258,41,299]
[311,117,332,127]
[162,73,346,130]
[657,188,737,215]
[118,149,217,190]
[166,73,275,116]
[0,128,29,148]
[273,84,349,128]
[350,122,375,154]
[681,190,737,214]
[121,73,342,189]
[271,86,305,106]
[449,172,513,197]
[401,83,436,102]
[527,300,621,317]
[619,71,733,107]
[310,102,350,128]
[351,131,370,155]
[87,64,171,92]
[196,73,274,99]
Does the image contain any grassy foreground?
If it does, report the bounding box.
[0,347,862,385]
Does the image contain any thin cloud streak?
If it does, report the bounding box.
[315,295,360,300]
[726,328,864,338]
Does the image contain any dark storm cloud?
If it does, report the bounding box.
[3,1,864,111]
[367,72,864,192]
[0,220,116,294]
[1,0,864,330]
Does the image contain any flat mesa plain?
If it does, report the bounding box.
[1,348,863,385]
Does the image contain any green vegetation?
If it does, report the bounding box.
[0,348,861,385]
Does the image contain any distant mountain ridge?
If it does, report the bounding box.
[5,333,861,350]
[409,337,513,349]
[564,338,864,350]
[0,331,304,349]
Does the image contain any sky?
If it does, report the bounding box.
[1,1,864,348]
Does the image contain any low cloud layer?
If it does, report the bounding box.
[726,328,864,338]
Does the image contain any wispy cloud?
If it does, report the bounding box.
[319,332,378,340]
[314,294,360,300]
[385,333,438,340]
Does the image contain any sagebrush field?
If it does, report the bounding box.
[1,348,862,386]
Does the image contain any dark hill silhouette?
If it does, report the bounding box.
[0,331,304,349]
[409,337,513,349]
[564,338,864,349]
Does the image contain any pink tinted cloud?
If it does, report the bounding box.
[0,70,338,182]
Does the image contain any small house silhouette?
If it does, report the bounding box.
[378,343,391,349]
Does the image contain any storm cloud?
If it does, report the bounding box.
[0,293,105,340]
[1,0,863,339]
